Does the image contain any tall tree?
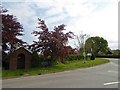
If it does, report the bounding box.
[1,8,25,53]
[85,36,109,56]
[31,19,74,63]
[1,8,25,69]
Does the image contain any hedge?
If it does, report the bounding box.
[65,54,89,61]
[96,54,120,58]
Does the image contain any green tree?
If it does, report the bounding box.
[85,36,109,56]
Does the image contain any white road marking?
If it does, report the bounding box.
[104,82,120,86]
[108,70,118,73]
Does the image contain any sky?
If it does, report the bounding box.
[2,0,119,50]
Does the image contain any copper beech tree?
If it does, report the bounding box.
[1,9,25,53]
[1,8,25,69]
[31,19,74,63]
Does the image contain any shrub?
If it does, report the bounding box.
[31,52,40,68]
[65,54,88,61]
[2,52,10,70]
[90,53,95,60]
[96,54,120,58]
[40,55,56,67]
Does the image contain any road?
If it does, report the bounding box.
[2,58,119,88]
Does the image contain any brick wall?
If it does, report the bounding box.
[9,47,32,70]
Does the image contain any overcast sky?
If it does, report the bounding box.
[2,0,119,50]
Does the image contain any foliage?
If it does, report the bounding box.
[85,36,109,56]
[96,54,120,58]
[65,54,91,62]
[2,58,110,78]
[39,55,55,67]
[90,53,95,60]
[1,8,26,69]
[31,51,40,68]
[30,19,74,63]
[65,54,84,61]
[1,8,25,53]
[74,33,89,54]
[111,49,120,55]
[2,52,9,69]
[31,53,57,68]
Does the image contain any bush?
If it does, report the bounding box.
[96,54,120,58]
[90,53,95,60]
[31,52,40,68]
[31,53,58,68]
[65,54,89,61]
[40,55,56,67]
[2,52,10,70]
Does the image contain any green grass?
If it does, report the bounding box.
[2,58,110,79]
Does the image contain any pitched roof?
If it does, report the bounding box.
[13,47,32,54]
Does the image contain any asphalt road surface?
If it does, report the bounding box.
[2,58,119,88]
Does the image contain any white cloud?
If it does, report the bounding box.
[7,3,36,21]
[46,14,67,25]
[64,2,96,17]
[67,2,118,49]
[31,0,54,9]
[2,2,39,44]
[44,7,63,17]
[30,0,97,18]
[2,0,119,49]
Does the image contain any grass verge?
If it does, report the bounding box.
[2,58,110,79]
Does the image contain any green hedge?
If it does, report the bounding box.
[31,52,57,68]
[65,54,89,61]
[31,52,40,68]
[96,54,120,58]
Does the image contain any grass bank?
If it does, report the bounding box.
[2,58,109,79]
